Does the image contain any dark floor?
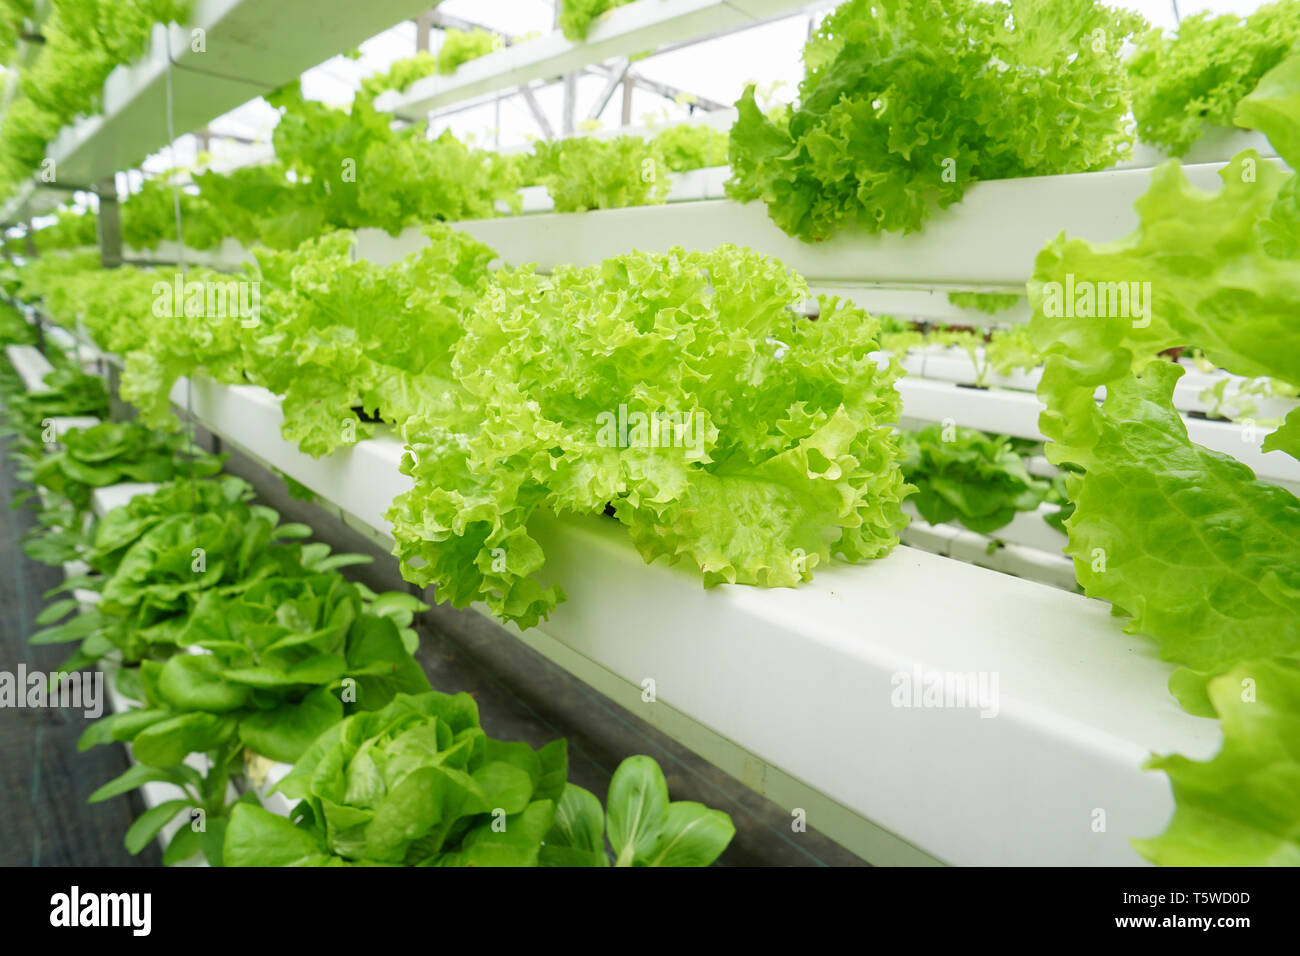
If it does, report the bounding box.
[0,428,161,867]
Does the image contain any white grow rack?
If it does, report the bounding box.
[14,0,1297,867]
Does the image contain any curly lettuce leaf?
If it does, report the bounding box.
[388,246,911,627]
[530,136,669,213]
[1052,363,1300,671]
[558,0,633,43]
[1135,658,1300,866]
[1030,150,1300,459]
[246,225,495,456]
[726,0,1142,240]
[1128,2,1300,157]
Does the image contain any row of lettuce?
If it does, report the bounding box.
[5,234,915,628]
[0,316,737,867]
[11,50,1300,865]
[10,0,1300,253]
[11,108,731,257]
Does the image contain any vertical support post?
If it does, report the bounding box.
[416,10,434,52]
[621,76,634,127]
[94,176,123,269]
[562,71,577,136]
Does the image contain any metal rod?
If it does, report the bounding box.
[593,66,729,112]
[561,72,578,136]
[518,83,555,139]
[587,58,630,122]
[416,10,435,51]
[93,178,123,269]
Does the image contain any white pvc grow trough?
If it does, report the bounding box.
[902,500,1068,556]
[896,377,1300,493]
[904,346,1300,423]
[5,344,54,392]
[499,166,730,216]
[161,373,1220,866]
[899,503,1075,593]
[353,158,1290,288]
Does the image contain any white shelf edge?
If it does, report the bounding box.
[896,377,1300,491]
[5,343,54,391]
[352,158,1288,288]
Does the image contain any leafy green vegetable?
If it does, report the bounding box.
[3,364,108,443]
[1134,658,1300,866]
[69,473,431,865]
[651,124,729,172]
[435,28,501,74]
[225,693,733,867]
[266,81,520,238]
[353,129,523,232]
[0,299,38,348]
[229,691,562,866]
[245,225,496,456]
[530,136,669,213]
[121,176,226,251]
[86,475,256,576]
[31,208,99,253]
[984,325,1041,377]
[357,52,438,102]
[1127,0,1300,157]
[558,0,634,43]
[900,425,1050,534]
[946,292,1020,315]
[545,755,734,867]
[726,0,1142,240]
[1027,55,1300,864]
[0,2,192,200]
[1027,139,1300,671]
[389,245,911,628]
[31,420,220,512]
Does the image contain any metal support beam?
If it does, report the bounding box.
[561,72,578,136]
[588,65,730,112]
[621,75,634,127]
[93,177,123,270]
[423,62,729,131]
[415,10,435,51]
[587,58,630,122]
[518,84,555,140]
